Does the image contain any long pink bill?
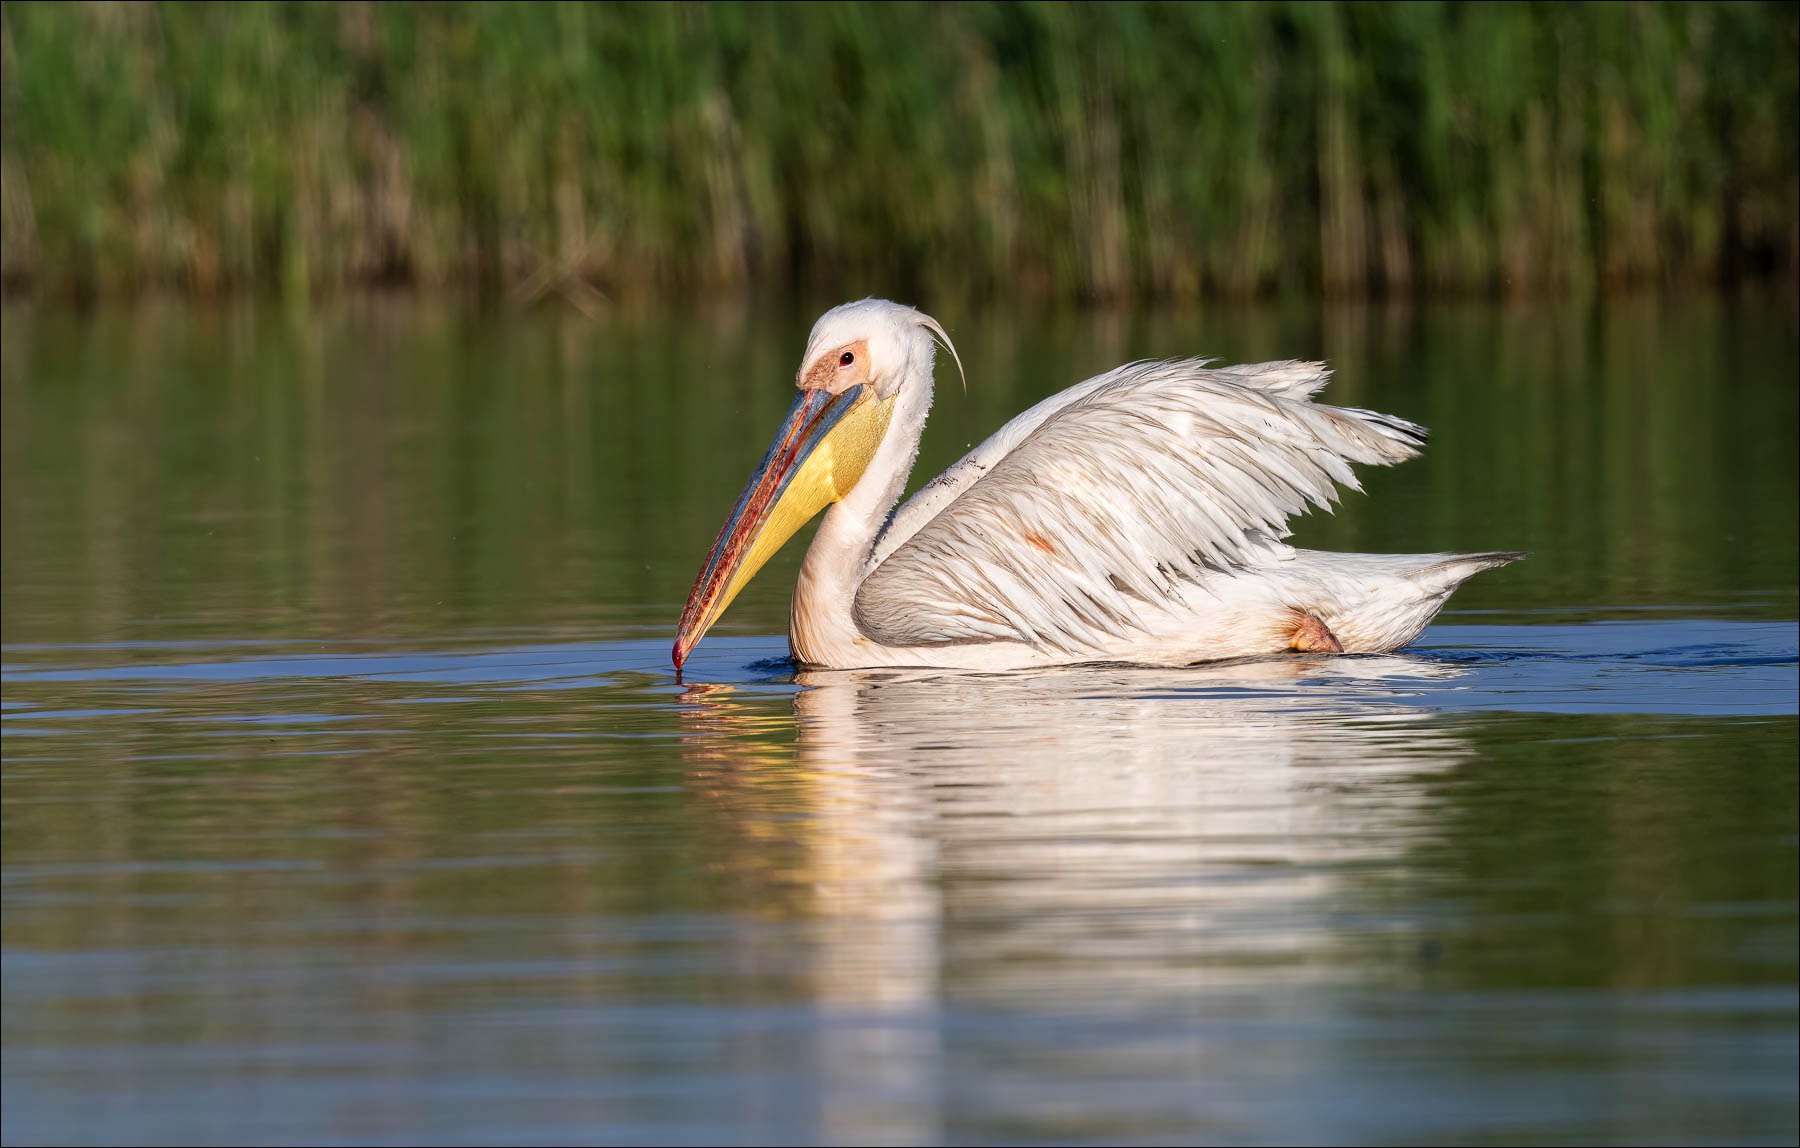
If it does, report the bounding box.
[673,385,867,672]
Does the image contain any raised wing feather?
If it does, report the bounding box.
[853,359,1425,651]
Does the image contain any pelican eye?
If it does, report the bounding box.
[839,351,855,367]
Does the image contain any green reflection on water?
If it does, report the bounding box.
[3,294,1796,650]
[1,296,1795,1145]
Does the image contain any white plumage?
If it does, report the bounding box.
[679,299,1522,671]
[858,357,1430,649]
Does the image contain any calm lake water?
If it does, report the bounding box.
[3,295,1797,1147]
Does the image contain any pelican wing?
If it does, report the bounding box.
[854,359,1426,651]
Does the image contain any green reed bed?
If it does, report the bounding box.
[2,1,1794,302]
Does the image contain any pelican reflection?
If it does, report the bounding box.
[675,655,1475,1142]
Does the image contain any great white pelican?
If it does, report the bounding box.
[674,299,1521,671]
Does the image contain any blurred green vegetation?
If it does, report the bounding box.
[1,1,1796,302]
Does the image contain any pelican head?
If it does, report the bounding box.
[674,300,960,670]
